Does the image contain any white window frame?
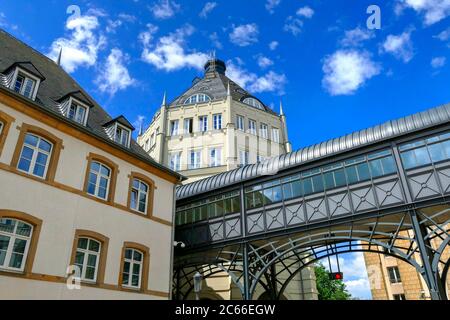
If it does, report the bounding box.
[198,116,208,132]
[260,123,268,139]
[17,133,53,179]
[184,118,193,134]
[67,97,89,126]
[209,147,222,167]
[130,179,149,214]
[240,150,249,166]
[0,218,33,272]
[184,93,211,105]
[213,114,222,130]
[188,149,202,169]
[74,237,101,283]
[170,120,179,136]
[272,127,280,143]
[10,67,41,100]
[169,152,182,171]
[114,123,131,148]
[248,119,257,135]
[122,248,143,289]
[243,97,263,110]
[87,161,111,200]
[0,121,4,136]
[236,115,244,131]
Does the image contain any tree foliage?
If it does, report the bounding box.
[314,263,352,300]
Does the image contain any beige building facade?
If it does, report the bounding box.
[0,30,183,299]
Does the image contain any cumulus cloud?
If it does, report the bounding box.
[96,48,135,95]
[284,16,303,36]
[434,27,450,41]
[269,41,279,50]
[199,2,217,18]
[322,49,381,96]
[257,55,274,68]
[209,32,223,49]
[297,6,314,18]
[265,0,281,14]
[341,27,375,47]
[380,30,414,63]
[431,56,446,68]
[139,24,209,71]
[149,0,180,19]
[47,12,106,73]
[396,0,450,25]
[229,23,259,46]
[226,60,286,94]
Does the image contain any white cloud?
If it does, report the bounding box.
[118,13,137,23]
[226,60,286,94]
[381,30,414,63]
[47,13,106,73]
[341,27,375,47]
[322,49,381,96]
[431,56,446,68]
[140,24,209,71]
[434,27,450,41]
[265,0,281,14]
[96,48,135,95]
[0,12,18,30]
[229,24,259,46]
[284,16,303,36]
[209,32,223,49]
[297,6,314,18]
[106,19,123,33]
[269,41,279,50]
[133,115,146,132]
[149,0,180,19]
[199,2,217,18]
[257,55,274,68]
[396,0,450,25]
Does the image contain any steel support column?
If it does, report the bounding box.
[409,210,446,300]
[242,242,251,300]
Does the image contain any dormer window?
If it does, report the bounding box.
[12,70,40,100]
[103,116,135,149]
[67,99,88,125]
[115,124,131,147]
[184,93,211,105]
[243,97,264,110]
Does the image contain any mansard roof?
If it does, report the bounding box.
[0,29,184,181]
[176,103,450,200]
[168,58,278,116]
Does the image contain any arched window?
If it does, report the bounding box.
[184,93,211,105]
[128,172,155,217]
[87,161,111,200]
[17,133,52,178]
[243,97,264,110]
[74,237,101,282]
[121,248,144,288]
[0,218,33,272]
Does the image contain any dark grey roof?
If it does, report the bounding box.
[176,103,450,200]
[0,29,184,181]
[169,59,278,115]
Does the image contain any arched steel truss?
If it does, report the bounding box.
[174,207,450,300]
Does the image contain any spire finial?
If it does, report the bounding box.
[161,91,167,107]
[227,81,231,96]
[279,98,284,116]
[139,120,143,135]
[56,47,63,66]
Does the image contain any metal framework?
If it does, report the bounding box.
[174,109,450,301]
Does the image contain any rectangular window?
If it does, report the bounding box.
[130,179,148,214]
[272,128,280,143]
[121,248,143,289]
[209,148,222,167]
[0,218,33,272]
[387,266,402,284]
[189,150,202,169]
[198,116,208,132]
[248,119,256,135]
[74,237,101,282]
[170,120,179,136]
[17,133,53,179]
[240,150,249,166]
[13,73,36,99]
[184,118,193,134]
[213,114,222,130]
[115,125,130,147]
[393,294,406,300]
[87,161,111,200]
[169,152,181,171]
[68,102,87,125]
[260,123,268,139]
[236,115,244,131]
[150,132,155,147]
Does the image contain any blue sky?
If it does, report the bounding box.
[1,0,449,299]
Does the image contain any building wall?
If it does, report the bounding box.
[0,97,177,299]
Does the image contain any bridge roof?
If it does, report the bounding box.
[176,103,450,200]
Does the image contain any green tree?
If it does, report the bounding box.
[314,263,352,300]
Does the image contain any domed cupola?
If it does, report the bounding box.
[204,59,226,75]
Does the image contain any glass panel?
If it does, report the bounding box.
[0,219,16,233]
[87,182,96,195]
[346,166,358,184]
[33,163,46,177]
[131,275,139,287]
[131,190,138,210]
[99,177,108,189]
[16,222,31,237]
[8,253,23,268]
[138,200,146,213]
[414,147,431,167]
[91,161,100,173]
[356,162,370,181]
[369,159,384,177]
[442,140,450,158]
[123,261,130,273]
[323,172,335,189]
[303,178,313,195]
[18,157,31,173]
[12,239,27,254]
[0,235,10,251]
[100,165,110,177]
[75,251,85,265]
[334,169,346,187]
[87,254,97,267]
[133,251,142,261]
[122,273,129,285]
[24,134,38,147]
[35,152,48,166]
[38,139,52,152]
[282,184,293,199]
[428,143,446,162]
[381,156,396,174]
[132,263,140,275]
[77,238,88,249]
[85,266,96,280]
[88,240,100,252]
[125,249,132,260]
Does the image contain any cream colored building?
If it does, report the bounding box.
[364,229,450,300]
[0,30,184,299]
[137,59,292,182]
